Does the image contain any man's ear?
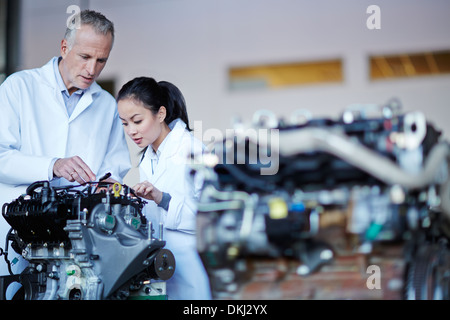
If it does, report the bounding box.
[60,39,69,58]
[158,106,167,123]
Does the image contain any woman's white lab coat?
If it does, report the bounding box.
[0,57,131,278]
[139,119,211,300]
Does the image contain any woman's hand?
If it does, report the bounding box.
[132,181,163,204]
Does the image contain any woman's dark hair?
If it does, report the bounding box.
[117,77,191,131]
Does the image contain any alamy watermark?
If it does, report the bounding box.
[366,265,381,289]
[193,121,280,176]
[66,5,81,30]
[366,5,381,30]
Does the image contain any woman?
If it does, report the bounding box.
[116,77,211,300]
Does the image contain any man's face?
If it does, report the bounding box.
[59,24,113,95]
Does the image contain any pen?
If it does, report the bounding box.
[98,172,111,182]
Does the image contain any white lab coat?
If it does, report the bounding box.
[140,119,211,300]
[0,57,131,279]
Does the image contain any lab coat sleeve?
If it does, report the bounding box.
[162,188,197,234]
[160,137,205,233]
[0,75,54,185]
[96,105,131,183]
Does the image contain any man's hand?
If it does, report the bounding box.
[132,181,163,204]
[53,156,96,184]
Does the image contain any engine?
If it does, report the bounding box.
[191,99,450,300]
[0,180,175,300]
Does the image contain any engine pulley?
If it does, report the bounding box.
[149,249,176,281]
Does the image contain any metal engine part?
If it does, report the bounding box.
[191,99,450,299]
[0,180,175,300]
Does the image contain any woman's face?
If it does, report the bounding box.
[118,98,165,149]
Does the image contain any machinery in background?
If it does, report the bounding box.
[191,99,450,299]
[1,180,175,300]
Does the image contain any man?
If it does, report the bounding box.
[0,10,131,287]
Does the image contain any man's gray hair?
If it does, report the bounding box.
[64,10,114,50]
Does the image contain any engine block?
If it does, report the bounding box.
[191,100,450,300]
[1,180,175,300]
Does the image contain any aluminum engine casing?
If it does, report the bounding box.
[1,181,175,300]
